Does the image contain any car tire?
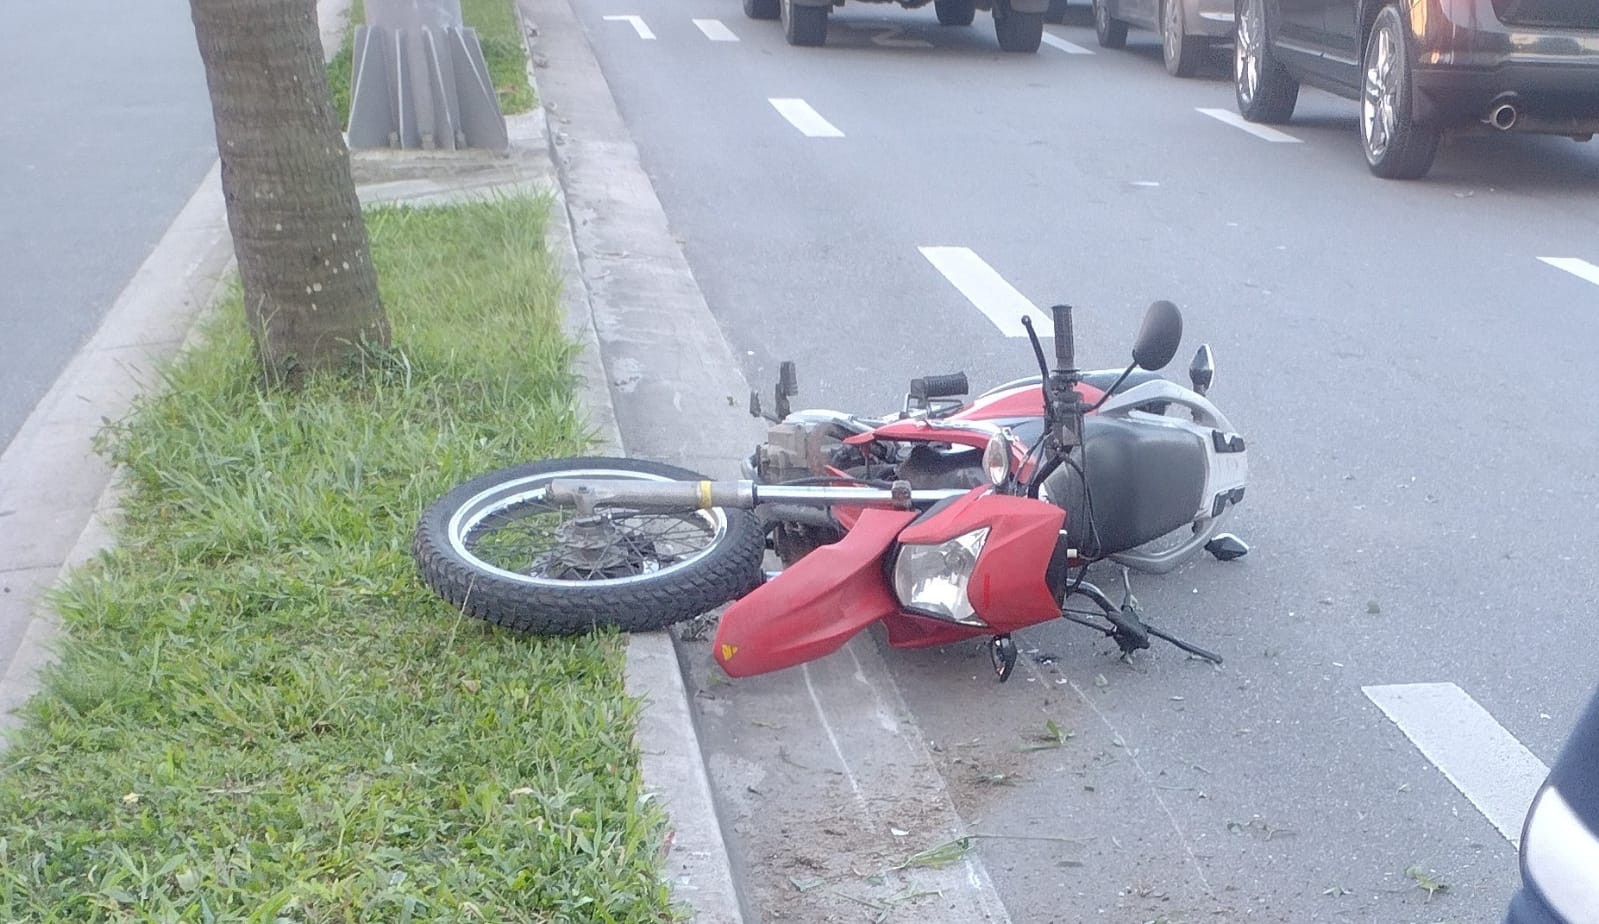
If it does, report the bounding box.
[782,0,829,45]
[995,3,1044,51]
[937,0,977,26]
[1233,0,1298,122]
[1361,5,1441,179]
[1093,0,1129,48]
[1045,0,1070,23]
[744,0,780,20]
[1161,0,1205,77]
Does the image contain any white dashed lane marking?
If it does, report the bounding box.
[769,98,845,137]
[693,18,739,41]
[919,246,1054,338]
[1540,257,1599,287]
[1364,682,1549,844]
[603,14,656,39]
[1197,107,1302,143]
[1041,31,1093,54]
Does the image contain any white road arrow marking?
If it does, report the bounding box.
[769,98,844,137]
[919,246,1053,338]
[603,14,656,39]
[1364,682,1549,845]
[693,18,739,41]
[1540,257,1599,288]
[1197,107,1302,143]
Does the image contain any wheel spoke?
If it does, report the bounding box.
[447,469,734,587]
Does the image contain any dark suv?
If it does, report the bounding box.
[1232,0,1599,178]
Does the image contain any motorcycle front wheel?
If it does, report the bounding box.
[413,457,765,634]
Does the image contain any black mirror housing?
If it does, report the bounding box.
[1131,300,1183,371]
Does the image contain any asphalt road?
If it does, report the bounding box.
[0,0,217,453]
[566,2,1599,921]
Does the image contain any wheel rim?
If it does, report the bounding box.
[1094,0,1106,32]
[1163,0,1180,64]
[1363,21,1399,160]
[1235,0,1261,104]
[445,468,731,587]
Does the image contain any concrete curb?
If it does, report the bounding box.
[0,163,233,744]
[513,7,748,920]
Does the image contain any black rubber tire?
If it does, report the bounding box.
[995,6,1044,51]
[1233,0,1298,122]
[1093,0,1128,48]
[1361,4,1440,179]
[937,0,977,26]
[783,0,829,46]
[745,0,780,20]
[1161,0,1205,77]
[1045,0,1070,24]
[413,457,765,635]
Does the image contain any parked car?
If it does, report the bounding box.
[1092,0,1234,77]
[1504,684,1599,924]
[745,0,1048,52]
[1232,0,1599,178]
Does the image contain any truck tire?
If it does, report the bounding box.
[937,0,977,26]
[995,4,1044,51]
[783,0,829,45]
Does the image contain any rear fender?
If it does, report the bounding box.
[714,507,918,678]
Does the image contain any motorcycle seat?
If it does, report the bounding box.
[1042,415,1207,558]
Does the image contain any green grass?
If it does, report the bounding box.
[0,197,677,922]
[330,0,535,129]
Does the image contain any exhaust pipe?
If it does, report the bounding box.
[1489,101,1518,131]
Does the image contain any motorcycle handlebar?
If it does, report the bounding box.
[1051,304,1075,371]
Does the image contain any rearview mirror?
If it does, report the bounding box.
[1131,300,1183,371]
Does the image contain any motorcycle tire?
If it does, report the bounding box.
[413,457,765,635]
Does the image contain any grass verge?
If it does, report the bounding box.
[0,197,676,922]
[329,0,535,129]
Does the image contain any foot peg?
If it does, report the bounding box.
[1205,534,1248,562]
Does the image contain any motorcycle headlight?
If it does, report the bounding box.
[982,432,1013,486]
[892,528,990,626]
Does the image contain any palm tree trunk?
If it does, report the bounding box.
[189,0,390,387]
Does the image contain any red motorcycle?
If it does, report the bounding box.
[413,302,1248,681]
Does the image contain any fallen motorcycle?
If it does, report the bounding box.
[413,301,1248,681]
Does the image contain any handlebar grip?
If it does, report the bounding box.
[1051,304,1075,370]
[910,372,969,400]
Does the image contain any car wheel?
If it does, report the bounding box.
[1045,0,1070,23]
[744,0,780,20]
[1361,5,1441,179]
[995,2,1044,51]
[937,0,977,26]
[782,0,829,45]
[1233,0,1298,122]
[1162,0,1205,77]
[1093,0,1128,47]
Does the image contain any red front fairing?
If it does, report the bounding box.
[714,488,1068,678]
[713,508,918,678]
[889,490,1065,639]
